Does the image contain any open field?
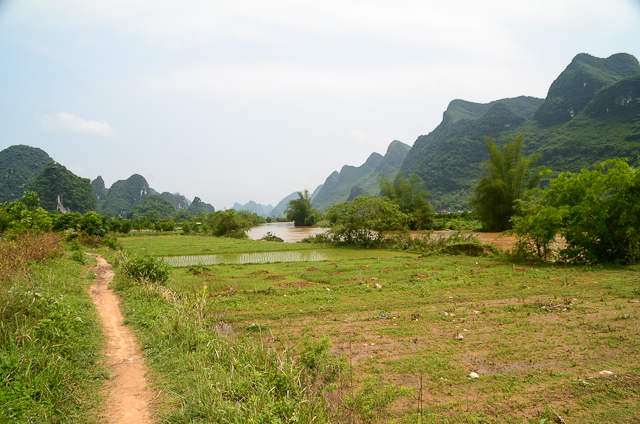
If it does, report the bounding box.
[118,233,325,256]
[115,236,640,423]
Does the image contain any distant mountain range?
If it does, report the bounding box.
[312,140,410,211]
[2,52,639,215]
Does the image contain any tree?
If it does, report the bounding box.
[470,133,548,231]
[326,195,410,246]
[512,158,640,264]
[285,190,321,227]
[378,172,435,230]
[0,191,52,234]
[206,209,253,238]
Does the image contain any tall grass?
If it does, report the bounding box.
[0,234,105,423]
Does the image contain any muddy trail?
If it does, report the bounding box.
[87,254,157,424]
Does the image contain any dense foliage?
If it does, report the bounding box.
[122,255,172,285]
[512,158,640,264]
[28,162,97,213]
[0,144,53,203]
[0,191,52,234]
[206,209,254,238]
[470,134,548,231]
[285,190,322,226]
[325,195,409,246]
[379,172,434,230]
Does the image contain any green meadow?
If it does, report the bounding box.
[111,234,640,423]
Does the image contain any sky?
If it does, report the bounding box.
[1,0,639,210]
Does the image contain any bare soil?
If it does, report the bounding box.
[87,254,157,424]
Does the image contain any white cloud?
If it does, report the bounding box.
[38,112,117,137]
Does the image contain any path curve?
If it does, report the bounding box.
[87,253,157,424]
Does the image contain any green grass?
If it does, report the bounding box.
[110,237,640,423]
[118,234,327,256]
[0,248,106,423]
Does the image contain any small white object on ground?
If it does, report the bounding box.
[468,372,479,378]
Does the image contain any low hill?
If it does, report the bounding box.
[312,140,410,211]
[28,162,96,213]
[0,145,53,203]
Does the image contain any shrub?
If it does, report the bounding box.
[122,256,172,285]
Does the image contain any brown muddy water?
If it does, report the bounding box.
[247,222,326,243]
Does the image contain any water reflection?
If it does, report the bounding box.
[163,250,329,267]
[247,222,326,243]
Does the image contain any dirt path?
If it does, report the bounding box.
[87,254,157,424]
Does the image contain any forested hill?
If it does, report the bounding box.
[100,174,156,216]
[0,145,53,203]
[312,140,410,211]
[400,52,640,210]
[28,162,96,213]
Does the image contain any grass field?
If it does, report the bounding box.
[114,235,640,423]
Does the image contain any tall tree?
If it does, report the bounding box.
[285,190,321,227]
[470,133,548,231]
[378,172,434,230]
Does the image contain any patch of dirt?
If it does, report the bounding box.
[274,281,313,288]
[251,270,270,274]
[410,273,429,278]
[348,277,377,282]
[379,270,392,274]
[306,267,321,271]
[87,254,157,424]
[265,274,285,280]
[329,272,343,275]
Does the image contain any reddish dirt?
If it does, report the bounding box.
[87,254,157,424]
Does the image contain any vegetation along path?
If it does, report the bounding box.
[87,253,157,424]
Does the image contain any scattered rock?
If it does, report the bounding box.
[468,372,479,378]
[455,332,464,340]
[599,370,614,375]
[443,311,449,317]
[374,283,382,289]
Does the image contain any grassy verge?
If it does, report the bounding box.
[0,235,106,423]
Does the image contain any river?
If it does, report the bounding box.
[247,222,326,243]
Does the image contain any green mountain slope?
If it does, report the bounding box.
[0,145,53,203]
[101,174,154,216]
[312,140,411,211]
[28,162,96,213]
[400,53,640,210]
[534,53,640,127]
[130,195,176,218]
[187,197,215,216]
[160,192,190,211]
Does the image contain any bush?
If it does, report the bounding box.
[122,256,172,285]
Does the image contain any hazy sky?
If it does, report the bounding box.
[1,0,639,209]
